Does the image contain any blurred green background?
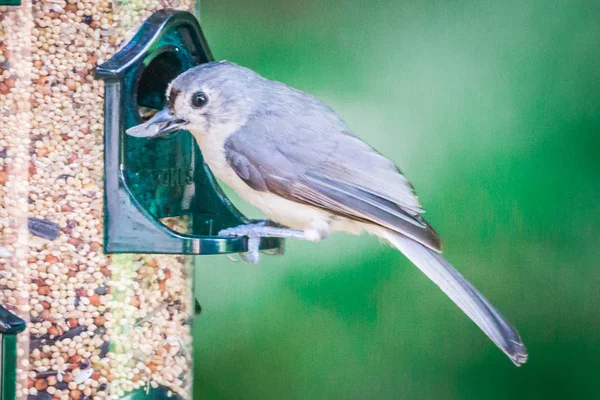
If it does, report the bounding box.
[193,1,600,399]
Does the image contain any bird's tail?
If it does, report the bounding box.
[380,230,528,366]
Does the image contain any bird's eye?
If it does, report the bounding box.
[191,91,208,108]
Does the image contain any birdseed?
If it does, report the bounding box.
[1,1,196,399]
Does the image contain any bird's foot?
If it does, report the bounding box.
[219,222,305,264]
[219,222,306,239]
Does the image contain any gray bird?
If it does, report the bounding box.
[127,61,528,366]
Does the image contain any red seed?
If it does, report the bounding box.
[37,286,51,295]
[68,354,82,364]
[44,254,58,263]
[67,153,78,163]
[35,378,48,391]
[88,294,100,306]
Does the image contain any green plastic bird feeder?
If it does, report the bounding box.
[0,305,25,400]
[96,9,283,256]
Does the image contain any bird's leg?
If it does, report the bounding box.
[219,221,325,264]
[239,237,261,264]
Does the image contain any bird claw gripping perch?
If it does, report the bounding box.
[219,222,301,264]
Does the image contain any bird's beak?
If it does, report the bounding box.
[126,109,189,138]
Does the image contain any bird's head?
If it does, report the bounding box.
[127,61,261,140]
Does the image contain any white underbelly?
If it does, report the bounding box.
[197,134,332,231]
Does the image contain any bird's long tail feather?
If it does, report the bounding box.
[382,230,527,366]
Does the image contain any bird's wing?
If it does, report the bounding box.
[224,117,441,252]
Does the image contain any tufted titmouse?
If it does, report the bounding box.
[127,61,527,366]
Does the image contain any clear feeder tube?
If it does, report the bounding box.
[0,1,198,399]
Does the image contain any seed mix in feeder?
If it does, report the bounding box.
[0,1,197,399]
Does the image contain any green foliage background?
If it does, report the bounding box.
[193,1,600,398]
